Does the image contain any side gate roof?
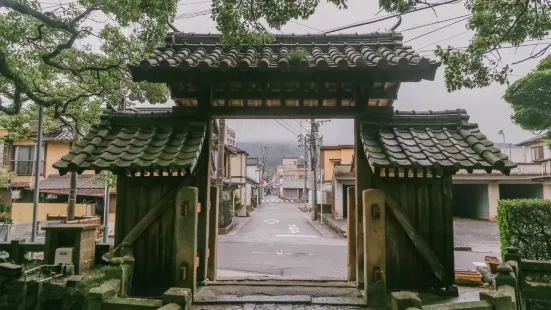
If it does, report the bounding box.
[360,109,517,175]
[53,111,207,175]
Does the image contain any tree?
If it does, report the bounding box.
[0,165,16,226]
[0,0,172,136]
[1,0,548,127]
[504,54,551,135]
[436,0,551,91]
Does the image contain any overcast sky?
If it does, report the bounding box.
[169,0,547,146]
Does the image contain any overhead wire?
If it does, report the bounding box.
[321,0,462,34]
[273,119,300,136]
[403,17,469,43]
[400,14,470,32]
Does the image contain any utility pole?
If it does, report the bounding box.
[310,119,318,221]
[217,119,226,227]
[260,146,266,200]
[31,105,44,242]
[298,135,309,202]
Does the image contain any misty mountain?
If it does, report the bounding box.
[237,142,304,169]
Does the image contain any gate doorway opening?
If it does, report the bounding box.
[214,118,349,281]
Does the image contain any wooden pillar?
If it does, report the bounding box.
[354,118,370,289]
[442,175,455,286]
[174,187,199,295]
[207,185,219,280]
[196,119,212,284]
[347,186,356,281]
[362,189,386,307]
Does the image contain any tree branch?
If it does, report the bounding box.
[512,44,551,65]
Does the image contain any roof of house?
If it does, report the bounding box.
[246,176,259,185]
[361,109,516,174]
[516,134,547,146]
[333,164,354,180]
[53,111,206,175]
[42,122,74,142]
[321,145,354,150]
[226,145,249,155]
[246,157,260,166]
[129,33,440,82]
[39,174,106,197]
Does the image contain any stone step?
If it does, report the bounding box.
[193,295,366,307]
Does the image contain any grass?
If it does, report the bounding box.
[77,265,121,292]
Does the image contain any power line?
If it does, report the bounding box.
[175,9,212,19]
[416,30,470,50]
[403,17,469,43]
[279,119,302,135]
[417,40,551,53]
[288,20,323,33]
[178,0,212,5]
[273,119,300,136]
[401,14,470,32]
[321,0,461,34]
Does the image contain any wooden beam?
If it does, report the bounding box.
[354,118,371,289]
[373,176,448,285]
[196,118,212,284]
[207,185,219,280]
[347,186,357,282]
[174,187,199,295]
[171,105,393,119]
[362,189,386,308]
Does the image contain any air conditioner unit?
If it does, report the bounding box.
[54,247,74,265]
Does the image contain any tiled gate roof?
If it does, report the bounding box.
[129,32,440,81]
[360,110,516,174]
[53,112,206,175]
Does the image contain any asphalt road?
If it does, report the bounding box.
[217,195,347,280]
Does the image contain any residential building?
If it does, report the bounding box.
[320,145,354,181]
[281,157,307,200]
[225,124,236,147]
[331,164,354,220]
[452,137,551,220]
[0,121,115,225]
[246,158,261,207]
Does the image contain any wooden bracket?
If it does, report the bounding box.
[181,201,189,216]
[371,203,380,220]
[196,255,200,267]
[181,263,188,280]
[197,202,202,213]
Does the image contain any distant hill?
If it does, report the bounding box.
[237,142,304,169]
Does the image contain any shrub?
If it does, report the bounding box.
[498,199,551,310]
[497,199,551,260]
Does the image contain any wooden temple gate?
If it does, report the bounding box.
[53,32,515,305]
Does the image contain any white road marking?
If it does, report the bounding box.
[263,219,280,224]
[276,235,318,238]
[288,224,300,234]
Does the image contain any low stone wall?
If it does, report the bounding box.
[0,274,87,310]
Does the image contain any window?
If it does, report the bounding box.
[13,145,45,175]
[299,175,305,179]
[532,146,545,162]
[284,175,296,180]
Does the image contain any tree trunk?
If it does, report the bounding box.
[67,132,80,221]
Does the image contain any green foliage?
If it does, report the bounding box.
[92,170,117,189]
[289,47,309,62]
[504,54,551,132]
[77,265,121,292]
[498,198,551,309]
[497,199,551,260]
[436,0,551,91]
[0,166,15,189]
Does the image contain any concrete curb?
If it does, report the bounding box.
[218,223,234,235]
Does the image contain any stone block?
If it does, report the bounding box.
[0,262,23,278]
[391,291,422,310]
[163,287,192,308]
[88,279,120,300]
[158,303,183,310]
[480,290,513,310]
[102,297,163,310]
[66,275,83,287]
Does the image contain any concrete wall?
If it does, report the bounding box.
[452,184,489,219]
[44,142,71,177]
[332,179,353,219]
[11,202,88,223]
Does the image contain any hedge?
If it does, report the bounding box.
[498,199,551,310]
[497,199,551,260]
